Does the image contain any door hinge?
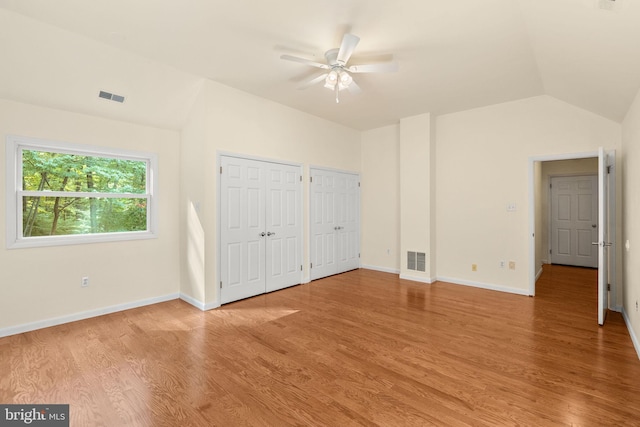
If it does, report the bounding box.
[550,183,552,189]
[300,175,302,182]
[310,176,313,183]
[220,281,222,289]
[358,182,361,187]
[359,253,361,258]
[607,283,611,291]
[607,165,611,174]
[220,166,222,174]
[550,249,552,254]
[310,263,313,268]
[300,265,303,271]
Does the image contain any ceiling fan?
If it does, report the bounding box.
[280,33,398,103]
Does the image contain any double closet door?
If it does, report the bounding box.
[310,168,360,281]
[220,156,302,304]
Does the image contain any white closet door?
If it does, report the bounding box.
[310,169,338,280]
[337,173,360,273]
[220,157,266,304]
[265,163,302,292]
[310,168,360,281]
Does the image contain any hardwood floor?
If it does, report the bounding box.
[1,265,639,426]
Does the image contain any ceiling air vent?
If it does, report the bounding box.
[98,90,125,103]
[407,251,426,272]
[598,0,620,11]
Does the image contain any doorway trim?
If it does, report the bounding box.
[528,151,598,296]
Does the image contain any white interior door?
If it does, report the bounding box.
[597,148,614,326]
[220,156,266,304]
[265,163,302,292]
[550,175,598,268]
[310,168,360,281]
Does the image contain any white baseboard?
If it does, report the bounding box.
[205,300,221,310]
[180,293,220,311]
[0,293,180,338]
[621,307,640,360]
[436,276,530,296]
[180,293,206,310]
[399,274,434,284]
[361,264,400,274]
[535,267,543,281]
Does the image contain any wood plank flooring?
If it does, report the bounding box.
[1,265,640,426]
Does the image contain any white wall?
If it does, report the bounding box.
[436,95,621,294]
[622,87,640,356]
[399,113,436,282]
[361,125,400,273]
[180,80,361,308]
[180,83,208,307]
[0,99,181,333]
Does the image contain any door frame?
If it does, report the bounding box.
[217,151,303,306]
[308,165,361,282]
[527,150,616,313]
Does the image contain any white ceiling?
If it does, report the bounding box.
[1,0,639,131]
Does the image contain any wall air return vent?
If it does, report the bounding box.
[407,251,426,272]
[98,90,125,103]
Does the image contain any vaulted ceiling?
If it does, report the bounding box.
[1,0,639,130]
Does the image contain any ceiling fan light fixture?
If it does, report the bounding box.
[324,70,338,89]
[338,70,353,86]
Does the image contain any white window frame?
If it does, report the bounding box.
[5,135,158,249]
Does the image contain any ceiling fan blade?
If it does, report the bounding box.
[348,61,398,73]
[298,73,328,90]
[280,54,329,69]
[337,33,360,65]
[347,80,362,94]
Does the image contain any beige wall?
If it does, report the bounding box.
[622,87,640,353]
[436,95,621,294]
[399,113,436,282]
[0,99,181,331]
[361,125,400,272]
[358,95,621,297]
[180,83,208,306]
[180,80,361,308]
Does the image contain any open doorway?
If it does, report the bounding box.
[528,150,616,325]
[540,159,598,269]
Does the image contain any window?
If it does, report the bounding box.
[5,135,158,248]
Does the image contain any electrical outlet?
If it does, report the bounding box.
[471,264,477,272]
[499,260,505,269]
[81,276,89,287]
[509,261,516,270]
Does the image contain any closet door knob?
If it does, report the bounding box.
[259,232,266,237]
[267,231,275,236]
